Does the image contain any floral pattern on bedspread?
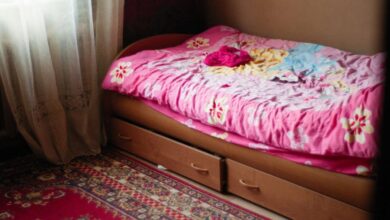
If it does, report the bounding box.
[186,37,210,49]
[340,107,374,144]
[110,62,133,84]
[102,25,385,175]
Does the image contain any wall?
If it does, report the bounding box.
[123,0,204,47]
[203,0,384,54]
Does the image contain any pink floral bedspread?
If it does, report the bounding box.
[102,26,385,176]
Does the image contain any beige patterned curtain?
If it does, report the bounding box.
[0,0,124,163]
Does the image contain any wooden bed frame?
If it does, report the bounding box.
[104,34,375,219]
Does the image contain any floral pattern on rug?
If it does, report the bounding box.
[0,150,269,220]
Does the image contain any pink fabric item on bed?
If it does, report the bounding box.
[204,46,252,67]
[102,25,385,176]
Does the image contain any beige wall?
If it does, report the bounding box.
[204,0,384,54]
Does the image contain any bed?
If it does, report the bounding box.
[103,26,384,219]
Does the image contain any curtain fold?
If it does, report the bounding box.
[95,0,125,82]
[0,0,124,163]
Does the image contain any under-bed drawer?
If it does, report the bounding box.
[110,117,224,191]
[226,159,370,220]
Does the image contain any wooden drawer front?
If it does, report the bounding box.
[226,159,370,220]
[110,117,223,191]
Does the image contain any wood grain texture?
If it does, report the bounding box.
[110,117,223,191]
[227,159,370,220]
[204,0,384,54]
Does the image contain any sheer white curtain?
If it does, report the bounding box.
[0,0,124,163]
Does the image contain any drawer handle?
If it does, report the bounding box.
[117,134,132,141]
[190,163,209,173]
[239,179,260,191]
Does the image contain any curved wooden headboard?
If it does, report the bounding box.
[204,0,384,54]
[115,34,191,59]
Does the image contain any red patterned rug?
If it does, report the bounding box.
[0,149,270,219]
